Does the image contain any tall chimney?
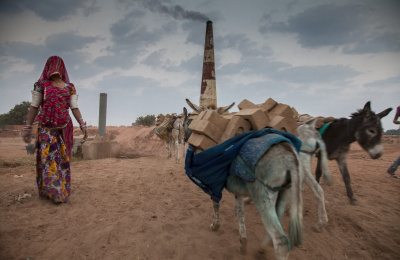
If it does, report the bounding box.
[199,21,217,108]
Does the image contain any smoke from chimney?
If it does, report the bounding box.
[141,0,210,22]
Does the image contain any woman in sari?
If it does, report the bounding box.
[23,56,88,204]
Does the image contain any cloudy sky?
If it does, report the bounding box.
[0,0,399,130]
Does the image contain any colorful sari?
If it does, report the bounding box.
[33,56,75,203]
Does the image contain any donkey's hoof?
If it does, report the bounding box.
[238,237,247,254]
[350,199,358,206]
[312,224,323,233]
[243,197,252,205]
[209,222,219,231]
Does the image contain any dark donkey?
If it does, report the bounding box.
[315,101,392,205]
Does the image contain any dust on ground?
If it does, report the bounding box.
[0,127,399,260]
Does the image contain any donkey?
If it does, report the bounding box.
[226,118,332,233]
[315,101,392,205]
[184,99,303,260]
[171,114,184,163]
[297,119,332,232]
[155,113,184,163]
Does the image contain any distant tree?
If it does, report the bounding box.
[0,101,31,129]
[385,129,400,135]
[134,115,156,126]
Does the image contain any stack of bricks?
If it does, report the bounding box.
[187,98,299,152]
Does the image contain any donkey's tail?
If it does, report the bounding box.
[318,139,332,186]
[289,154,303,247]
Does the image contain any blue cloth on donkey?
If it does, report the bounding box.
[184,128,302,203]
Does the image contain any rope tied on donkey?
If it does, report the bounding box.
[184,128,302,202]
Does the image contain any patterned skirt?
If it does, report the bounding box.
[35,125,71,203]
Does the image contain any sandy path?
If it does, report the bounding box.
[0,128,399,259]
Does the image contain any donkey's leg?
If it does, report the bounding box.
[337,157,357,205]
[235,196,247,254]
[175,139,180,163]
[303,164,328,232]
[209,201,220,231]
[315,154,323,183]
[259,188,291,254]
[167,139,172,158]
[248,182,290,260]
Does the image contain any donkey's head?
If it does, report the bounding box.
[155,114,165,126]
[352,101,392,159]
[183,98,235,142]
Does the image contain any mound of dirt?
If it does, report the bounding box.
[74,126,168,158]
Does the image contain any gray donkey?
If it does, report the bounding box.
[184,99,303,260]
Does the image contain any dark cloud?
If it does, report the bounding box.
[109,10,163,49]
[0,0,99,21]
[182,21,207,46]
[270,65,360,84]
[364,75,400,87]
[140,0,210,22]
[97,10,169,69]
[179,54,202,74]
[260,3,400,54]
[217,33,272,59]
[0,32,101,82]
[218,60,360,85]
[343,32,400,54]
[45,32,99,53]
[142,49,167,67]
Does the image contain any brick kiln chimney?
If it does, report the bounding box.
[199,20,217,108]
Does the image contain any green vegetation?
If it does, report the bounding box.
[133,115,156,126]
[0,101,31,129]
[385,129,400,135]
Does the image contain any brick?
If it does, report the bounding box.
[268,116,298,136]
[238,99,259,110]
[198,110,228,123]
[219,116,252,143]
[235,108,270,130]
[188,133,217,150]
[269,103,295,119]
[188,111,199,121]
[291,107,299,119]
[188,119,226,143]
[222,113,235,120]
[259,98,278,112]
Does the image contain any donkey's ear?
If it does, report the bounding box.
[306,118,318,129]
[363,101,371,112]
[220,102,235,114]
[363,101,372,117]
[377,107,393,119]
[185,98,202,113]
[183,107,188,117]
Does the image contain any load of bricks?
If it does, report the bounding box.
[187,98,300,153]
[297,114,336,129]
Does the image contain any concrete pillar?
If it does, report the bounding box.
[98,93,107,136]
[199,21,217,108]
[82,92,121,160]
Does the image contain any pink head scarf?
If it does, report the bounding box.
[38,56,70,83]
[36,56,74,158]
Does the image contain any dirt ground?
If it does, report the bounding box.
[0,127,399,260]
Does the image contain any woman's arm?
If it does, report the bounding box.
[71,108,88,140]
[393,115,400,125]
[394,107,400,125]
[23,106,38,143]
